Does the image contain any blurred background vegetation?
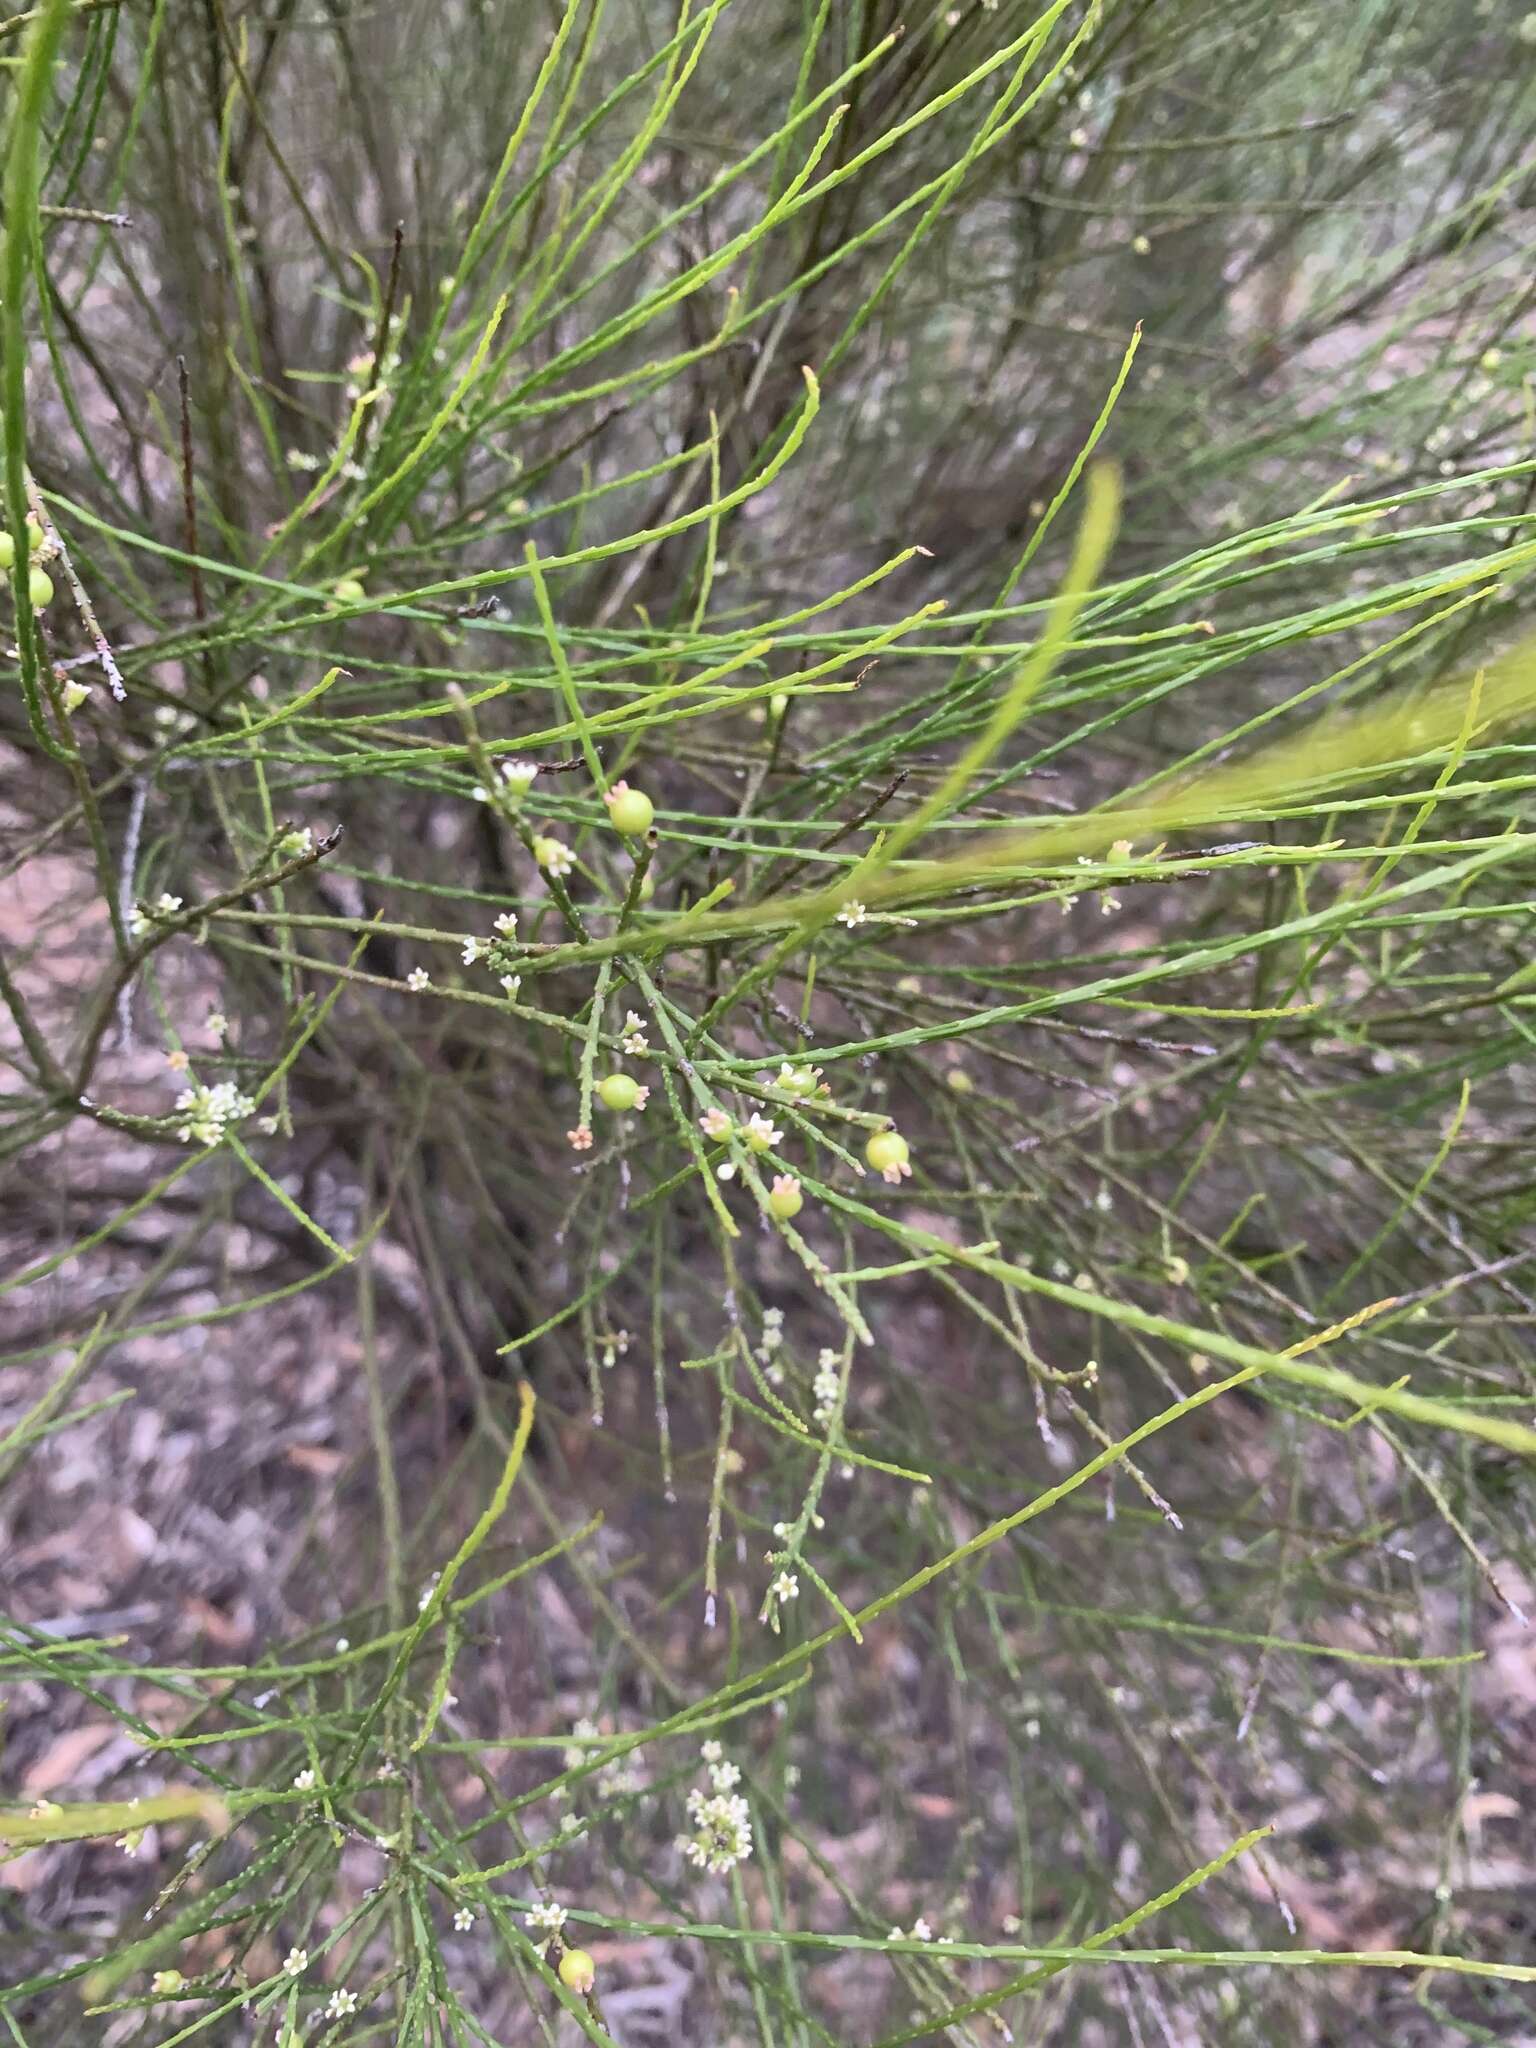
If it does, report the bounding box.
[3,0,1536,2043]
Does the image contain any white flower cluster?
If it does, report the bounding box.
[888,1916,934,1943]
[812,1347,841,1425]
[526,1900,568,1939]
[175,1081,255,1147]
[129,891,183,939]
[677,1748,754,1877]
[562,1715,645,1797]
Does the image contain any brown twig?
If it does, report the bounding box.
[767,766,909,895]
[28,483,125,700]
[355,221,403,470]
[176,355,207,626]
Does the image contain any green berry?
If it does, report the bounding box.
[767,1176,803,1220]
[604,782,654,836]
[597,1072,640,1112]
[558,1948,596,1994]
[1,522,45,569]
[28,566,53,609]
[865,1129,910,1178]
[334,576,366,604]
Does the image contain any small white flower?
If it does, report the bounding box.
[526,1900,568,1938]
[277,827,314,859]
[501,759,539,790]
[206,1010,227,1038]
[621,1012,650,1055]
[493,911,519,935]
[61,680,92,714]
[700,1739,723,1764]
[836,900,867,928]
[708,1758,741,1792]
[533,835,574,878]
[292,1768,316,1791]
[325,1988,358,2018]
[462,936,485,965]
[499,974,521,998]
[769,1571,799,1604]
[283,1947,308,1977]
[406,967,430,991]
[742,1112,782,1152]
[772,1062,822,1097]
[699,1107,732,1139]
[911,1917,933,1942]
[453,1905,476,1932]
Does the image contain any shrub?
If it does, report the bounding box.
[3,1,1536,2042]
